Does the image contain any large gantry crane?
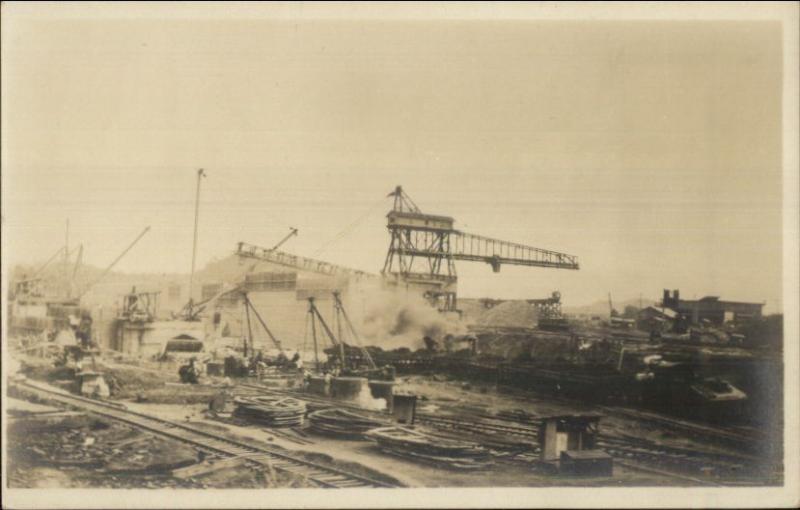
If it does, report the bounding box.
[382,186,579,311]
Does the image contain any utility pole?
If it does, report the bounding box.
[243,295,253,358]
[309,299,319,371]
[64,219,70,299]
[188,168,206,316]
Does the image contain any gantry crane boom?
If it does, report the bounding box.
[394,230,579,272]
[382,186,579,311]
[451,231,578,271]
[383,186,579,273]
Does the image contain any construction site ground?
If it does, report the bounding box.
[8,352,782,488]
[6,397,314,489]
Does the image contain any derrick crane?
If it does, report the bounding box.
[176,281,286,356]
[306,296,343,372]
[305,293,379,374]
[608,293,618,317]
[241,291,285,356]
[332,291,377,370]
[180,229,302,321]
[382,186,579,311]
[76,226,151,299]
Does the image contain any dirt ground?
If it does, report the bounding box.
[17,355,226,404]
[401,375,776,459]
[6,408,312,489]
[8,352,781,488]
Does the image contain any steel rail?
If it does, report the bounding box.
[13,380,401,489]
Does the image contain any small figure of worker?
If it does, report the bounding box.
[179,358,200,384]
[289,351,302,369]
[276,351,288,368]
[75,311,94,350]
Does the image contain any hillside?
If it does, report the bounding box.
[562,297,658,317]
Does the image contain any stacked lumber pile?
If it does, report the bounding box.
[233,395,306,427]
[365,426,492,470]
[308,408,389,439]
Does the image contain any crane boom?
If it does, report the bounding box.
[385,228,578,272]
[243,292,285,354]
[451,231,578,271]
[77,226,151,299]
[307,297,346,369]
[32,246,66,279]
[181,283,243,319]
[271,227,298,251]
[72,244,83,280]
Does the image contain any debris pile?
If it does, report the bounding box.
[308,408,389,439]
[366,426,492,470]
[6,410,311,489]
[233,396,306,427]
[7,416,199,487]
[467,300,538,329]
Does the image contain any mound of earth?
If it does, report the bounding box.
[463,300,538,329]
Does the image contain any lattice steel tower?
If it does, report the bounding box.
[382,186,579,312]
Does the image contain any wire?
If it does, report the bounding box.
[311,196,388,257]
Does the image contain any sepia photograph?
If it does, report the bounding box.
[2,2,798,509]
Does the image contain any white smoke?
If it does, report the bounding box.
[355,287,467,350]
[356,391,387,411]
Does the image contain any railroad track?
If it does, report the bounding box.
[237,383,775,484]
[414,413,764,477]
[402,413,775,485]
[240,383,762,450]
[12,380,401,489]
[486,379,765,449]
[597,405,764,449]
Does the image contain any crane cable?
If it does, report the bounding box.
[312,196,388,257]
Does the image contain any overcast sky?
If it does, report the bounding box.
[2,14,784,311]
